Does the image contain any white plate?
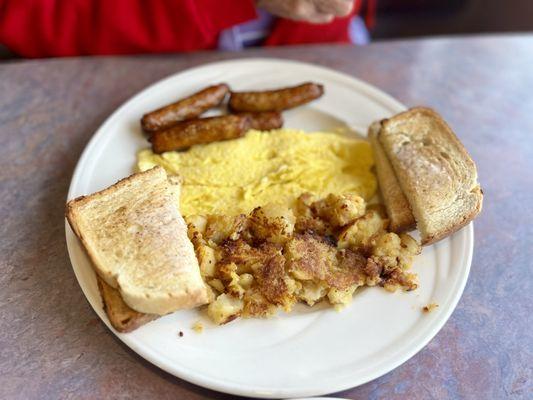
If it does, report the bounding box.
[65,59,473,399]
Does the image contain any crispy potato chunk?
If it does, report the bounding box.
[370,232,420,291]
[398,233,421,267]
[327,286,358,307]
[294,193,315,219]
[338,210,387,250]
[186,214,208,236]
[196,244,217,278]
[191,192,420,325]
[294,215,332,236]
[227,270,246,299]
[204,214,248,244]
[297,281,328,306]
[249,204,295,244]
[220,239,280,274]
[285,233,336,281]
[243,289,278,318]
[207,278,225,293]
[217,261,238,280]
[254,254,296,311]
[239,273,254,290]
[372,232,421,270]
[207,293,243,325]
[326,249,366,290]
[312,193,366,227]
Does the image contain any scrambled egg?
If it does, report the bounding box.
[137,129,376,216]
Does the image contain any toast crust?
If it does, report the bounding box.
[97,275,157,332]
[368,121,416,233]
[421,185,483,245]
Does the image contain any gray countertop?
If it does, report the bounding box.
[1,35,532,399]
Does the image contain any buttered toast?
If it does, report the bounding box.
[66,166,210,322]
[378,107,483,245]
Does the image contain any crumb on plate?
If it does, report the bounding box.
[192,321,204,333]
[422,303,439,313]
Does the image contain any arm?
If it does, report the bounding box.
[0,0,257,57]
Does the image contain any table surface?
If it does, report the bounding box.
[1,35,532,400]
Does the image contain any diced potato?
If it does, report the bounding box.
[204,214,247,244]
[249,204,295,244]
[207,278,225,294]
[238,273,254,290]
[312,193,366,227]
[186,214,207,235]
[372,232,421,270]
[398,233,421,268]
[373,232,402,257]
[338,210,386,250]
[228,271,245,298]
[242,289,278,318]
[191,321,203,333]
[197,244,217,278]
[218,262,238,280]
[207,293,243,325]
[294,193,315,219]
[297,281,328,306]
[284,276,300,296]
[327,286,357,307]
[285,234,336,281]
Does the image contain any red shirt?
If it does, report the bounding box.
[0,0,360,58]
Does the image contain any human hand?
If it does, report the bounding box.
[256,0,354,24]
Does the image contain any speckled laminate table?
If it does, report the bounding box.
[1,35,532,400]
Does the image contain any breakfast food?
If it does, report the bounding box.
[150,114,249,153]
[368,121,416,232]
[141,83,229,133]
[66,167,210,321]
[97,275,158,332]
[229,82,324,112]
[140,81,321,152]
[378,107,483,245]
[187,193,420,324]
[237,111,284,131]
[67,77,484,333]
[138,129,376,216]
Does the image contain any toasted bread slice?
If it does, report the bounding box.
[368,121,416,233]
[97,275,158,332]
[379,107,483,245]
[66,166,209,315]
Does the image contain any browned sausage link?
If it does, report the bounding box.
[141,83,230,133]
[237,111,283,131]
[228,82,324,113]
[151,115,249,153]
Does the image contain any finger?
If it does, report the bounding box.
[305,12,335,24]
[289,0,335,23]
[290,0,318,20]
[314,0,354,17]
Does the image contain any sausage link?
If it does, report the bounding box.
[229,82,324,113]
[141,83,230,133]
[237,111,283,131]
[151,115,249,153]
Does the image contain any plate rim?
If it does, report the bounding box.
[65,58,473,398]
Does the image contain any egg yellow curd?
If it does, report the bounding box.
[137,129,376,216]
